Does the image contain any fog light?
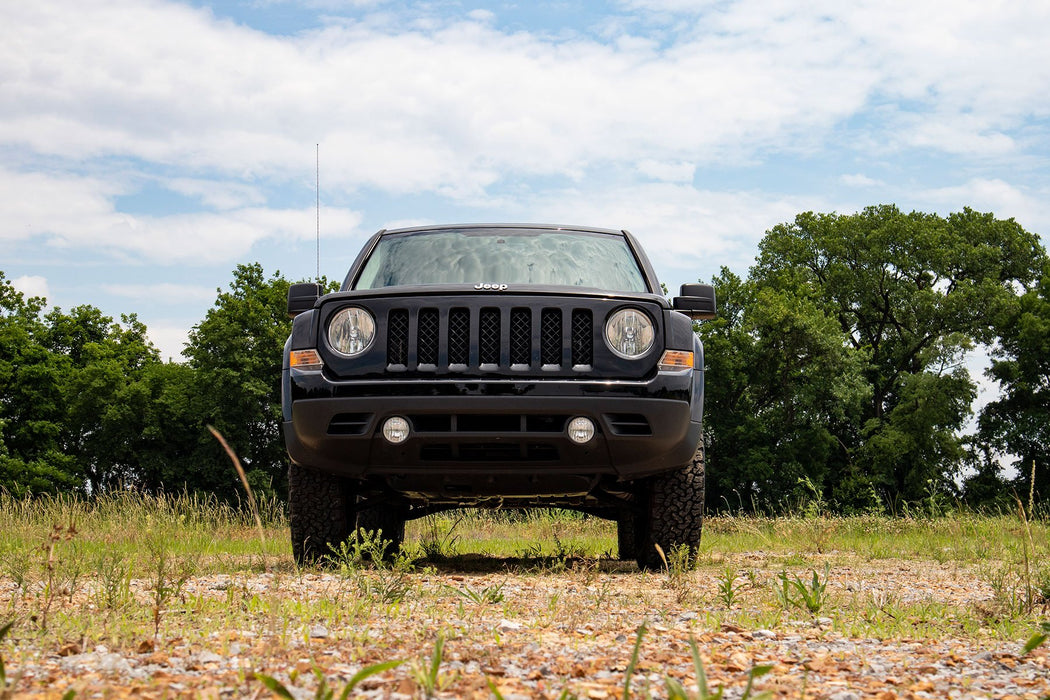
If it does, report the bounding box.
[382,417,410,444]
[567,416,596,444]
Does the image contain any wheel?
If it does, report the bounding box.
[355,501,407,560]
[288,463,354,566]
[616,509,638,561]
[635,443,705,571]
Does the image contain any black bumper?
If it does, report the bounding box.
[283,370,701,488]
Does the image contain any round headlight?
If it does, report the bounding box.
[567,416,596,444]
[604,308,655,359]
[328,307,375,356]
[382,416,410,444]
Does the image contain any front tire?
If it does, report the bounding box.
[616,510,639,561]
[288,464,353,566]
[636,443,706,571]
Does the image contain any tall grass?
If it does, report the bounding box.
[0,490,288,569]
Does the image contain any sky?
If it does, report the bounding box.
[2,0,1050,377]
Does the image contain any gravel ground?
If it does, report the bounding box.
[2,555,1048,699]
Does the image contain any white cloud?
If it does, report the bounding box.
[167,178,267,210]
[525,183,822,283]
[101,283,216,304]
[2,0,1049,289]
[11,0,1036,198]
[841,173,884,188]
[10,275,50,302]
[0,168,363,264]
[636,159,696,183]
[917,178,1050,236]
[145,322,192,363]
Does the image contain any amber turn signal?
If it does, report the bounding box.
[657,350,694,371]
[289,349,324,370]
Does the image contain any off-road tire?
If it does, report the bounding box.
[635,443,705,571]
[616,510,639,561]
[355,503,407,559]
[288,464,353,567]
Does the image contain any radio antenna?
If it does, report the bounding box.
[315,143,320,282]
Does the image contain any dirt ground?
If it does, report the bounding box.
[3,554,1049,699]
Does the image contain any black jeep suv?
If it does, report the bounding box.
[282,224,716,569]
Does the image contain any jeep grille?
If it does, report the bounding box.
[386,306,594,372]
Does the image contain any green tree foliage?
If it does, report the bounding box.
[0,272,80,495]
[183,263,320,500]
[0,273,169,494]
[705,206,1045,510]
[1,264,330,501]
[698,269,870,511]
[977,267,1050,507]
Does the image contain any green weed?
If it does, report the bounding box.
[327,530,415,605]
[656,543,697,604]
[256,659,404,699]
[664,634,773,700]
[451,582,505,605]
[1022,622,1050,656]
[774,564,830,614]
[622,621,647,700]
[715,567,746,608]
[409,633,453,698]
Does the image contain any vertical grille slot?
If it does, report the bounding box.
[417,308,439,366]
[387,309,409,366]
[448,308,470,366]
[510,308,531,367]
[540,309,562,366]
[571,309,593,366]
[479,308,501,366]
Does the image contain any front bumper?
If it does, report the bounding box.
[283,370,701,490]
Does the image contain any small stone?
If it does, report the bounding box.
[310,625,329,638]
[753,629,777,639]
[499,619,522,631]
[197,651,224,665]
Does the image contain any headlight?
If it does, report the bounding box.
[328,307,375,356]
[604,308,655,359]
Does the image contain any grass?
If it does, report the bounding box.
[0,492,1047,696]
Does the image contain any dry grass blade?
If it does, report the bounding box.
[207,425,266,547]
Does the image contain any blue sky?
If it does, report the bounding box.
[2,0,1049,372]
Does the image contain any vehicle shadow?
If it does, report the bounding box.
[408,553,639,575]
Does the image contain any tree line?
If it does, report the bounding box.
[697,205,1048,513]
[0,264,306,501]
[1,205,1047,513]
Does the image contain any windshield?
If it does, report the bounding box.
[353,228,650,292]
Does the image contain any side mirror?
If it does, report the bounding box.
[673,283,717,320]
[287,282,321,318]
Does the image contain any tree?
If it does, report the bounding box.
[53,311,165,493]
[697,268,870,511]
[977,267,1050,508]
[749,206,1045,504]
[0,274,84,494]
[183,264,303,500]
